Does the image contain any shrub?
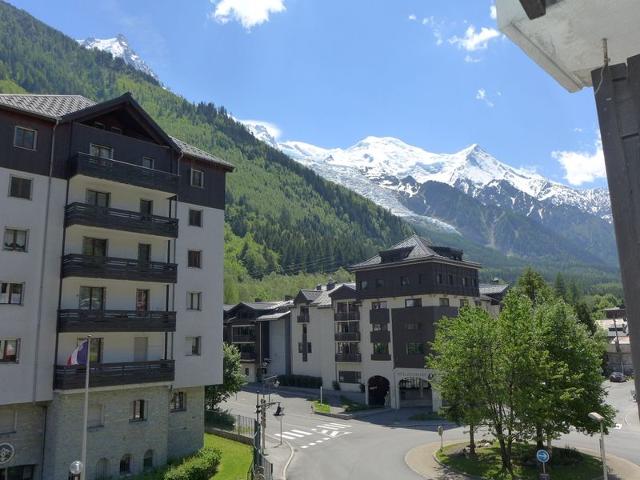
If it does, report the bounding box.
[277,374,322,388]
[133,447,221,480]
[204,409,235,430]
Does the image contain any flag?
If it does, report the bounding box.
[67,340,89,366]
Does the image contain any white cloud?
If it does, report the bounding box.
[449,25,501,51]
[408,14,417,21]
[210,0,286,30]
[421,16,444,46]
[553,137,606,186]
[490,5,497,20]
[475,88,494,107]
[238,119,282,142]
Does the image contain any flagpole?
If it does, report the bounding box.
[80,335,92,480]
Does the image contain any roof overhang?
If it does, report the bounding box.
[350,256,482,273]
[497,0,640,92]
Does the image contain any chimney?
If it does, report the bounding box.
[326,278,336,291]
[316,284,322,291]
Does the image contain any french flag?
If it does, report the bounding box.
[67,340,89,366]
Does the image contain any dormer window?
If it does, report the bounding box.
[191,168,204,188]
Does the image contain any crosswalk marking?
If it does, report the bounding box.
[274,433,296,440]
[285,423,353,451]
[290,429,313,436]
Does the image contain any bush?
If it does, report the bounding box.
[204,409,235,430]
[132,447,221,480]
[332,380,341,391]
[277,374,322,388]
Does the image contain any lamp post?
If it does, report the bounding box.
[588,412,608,480]
[69,460,83,479]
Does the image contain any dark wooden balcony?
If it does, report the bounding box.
[58,310,176,333]
[297,314,310,323]
[369,308,390,324]
[371,353,391,361]
[65,203,179,238]
[335,352,361,362]
[334,331,361,342]
[231,335,256,343]
[370,330,391,343]
[334,311,360,321]
[54,360,175,389]
[62,254,177,283]
[71,153,179,194]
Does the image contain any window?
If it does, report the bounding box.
[338,371,361,383]
[297,342,312,354]
[0,283,23,305]
[372,301,387,310]
[131,400,146,421]
[400,276,410,286]
[0,339,20,363]
[138,243,151,263]
[136,289,149,312]
[79,287,105,311]
[405,298,422,308]
[139,199,153,216]
[418,274,424,284]
[186,336,202,356]
[0,408,16,434]
[449,274,454,285]
[14,126,37,150]
[188,250,202,268]
[406,342,425,355]
[375,278,384,288]
[190,168,204,188]
[143,450,154,471]
[437,273,443,284]
[360,280,368,290]
[82,237,107,257]
[439,297,450,307]
[3,228,27,252]
[88,404,104,428]
[406,322,422,330]
[170,392,186,412]
[86,190,110,208]
[460,299,469,307]
[372,323,387,332]
[142,157,155,169]
[90,144,113,160]
[119,455,132,475]
[462,277,469,287]
[187,292,202,310]
[95,458,110,480]
[244,367,250,376]
[9,176,32,200]
[78,338,103,364]
[373,343,388,355]
[188,209,203,227]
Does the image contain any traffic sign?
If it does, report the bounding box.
[536,449,550,464]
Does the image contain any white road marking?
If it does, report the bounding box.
[274,433,296,440]
[300,446,308,449]
[290,429,313,436]
[281,431,305,438]
[308,442,316,446]
[317,424,346,430]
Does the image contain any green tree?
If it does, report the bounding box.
[205,344,245,410]
[575,301,597,335]
[515,268,553,304]
[554,272,567,301]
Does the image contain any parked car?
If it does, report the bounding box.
[609,372,626,382]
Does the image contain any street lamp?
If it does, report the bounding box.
[69,460,83,479]
[588,412,608,480]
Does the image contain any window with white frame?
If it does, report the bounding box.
[13,126,37,150]
[185,336,202,356]
[187,292,202,311]
[131,400,146,421]
[3,228,28,252]
[190,168,204,188]
[170,391,186,412]
[9,176,32,200]
[0,283,23,305]
[0,339,20,363]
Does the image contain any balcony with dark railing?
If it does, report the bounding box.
[370,330,391,343]
[297,312,310,323]
[54,360,175,389]
[71,153,179,194]
[65,203,179,238]
[335,352,362,362]
[334,311,360,322]
[240,352,257,361]
[231,335,256,343]
[62,254,177,283]
[334,331,361,342]
[58,309,176,333]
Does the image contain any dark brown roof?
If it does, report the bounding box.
[171,136,234,170]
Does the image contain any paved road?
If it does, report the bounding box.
[222,380,640,480]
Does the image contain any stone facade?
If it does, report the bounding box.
[43,385,171,480]
[0,403,46,477]
[168,386,205,460]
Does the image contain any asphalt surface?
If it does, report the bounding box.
[222,380,640,480]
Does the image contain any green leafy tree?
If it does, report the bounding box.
[554,273,567,301]
[575,301,597,335]
[205,344,245,410]
[515,268,553,304]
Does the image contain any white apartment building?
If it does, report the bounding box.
[0,93,232,479]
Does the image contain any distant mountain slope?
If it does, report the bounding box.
[78,34,158,80]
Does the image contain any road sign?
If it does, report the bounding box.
[536,449,550,464]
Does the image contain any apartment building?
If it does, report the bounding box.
[291,235,495,410]
[0,93,232,479]
[223,301,292,382]
[598,307,633,375]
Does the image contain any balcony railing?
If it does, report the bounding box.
[62,254,177,283]
[371,353,391,361]
[54,360,175,389]
[297,314,310,323]
[334,331,361,342]
[334,312,360,321]
[65,203,179,238]
[335,353,361,362]
[370,330,391,343]
[71,153,179,194]
[240,352,257,361]
[58,310,176,333]
[231,335,256,343]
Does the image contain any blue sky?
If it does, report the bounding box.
[12,0,606,188]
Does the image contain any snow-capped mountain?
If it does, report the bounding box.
[242,121,617,266]
[78,34,158,80]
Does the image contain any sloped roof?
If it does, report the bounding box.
[311,283,356,307]
[479,284,510,296]
[297,289,323,303]
[0,93,233,171]
[256,311,291,322]
[351,234,479,270]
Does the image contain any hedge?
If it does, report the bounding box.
[131,447,221,480]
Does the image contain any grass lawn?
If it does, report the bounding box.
[436,442,602,480]
[205,434,252,480]
[312,400,331,413]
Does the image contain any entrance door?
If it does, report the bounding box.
[368,376,390,406]
[133,337,148,362]
[136,289,150,312]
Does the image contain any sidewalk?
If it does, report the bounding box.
[405,442,640,480]
[263,438,294,480]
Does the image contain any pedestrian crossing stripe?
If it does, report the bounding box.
[290,429,313,436]
[274,433,296,440]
